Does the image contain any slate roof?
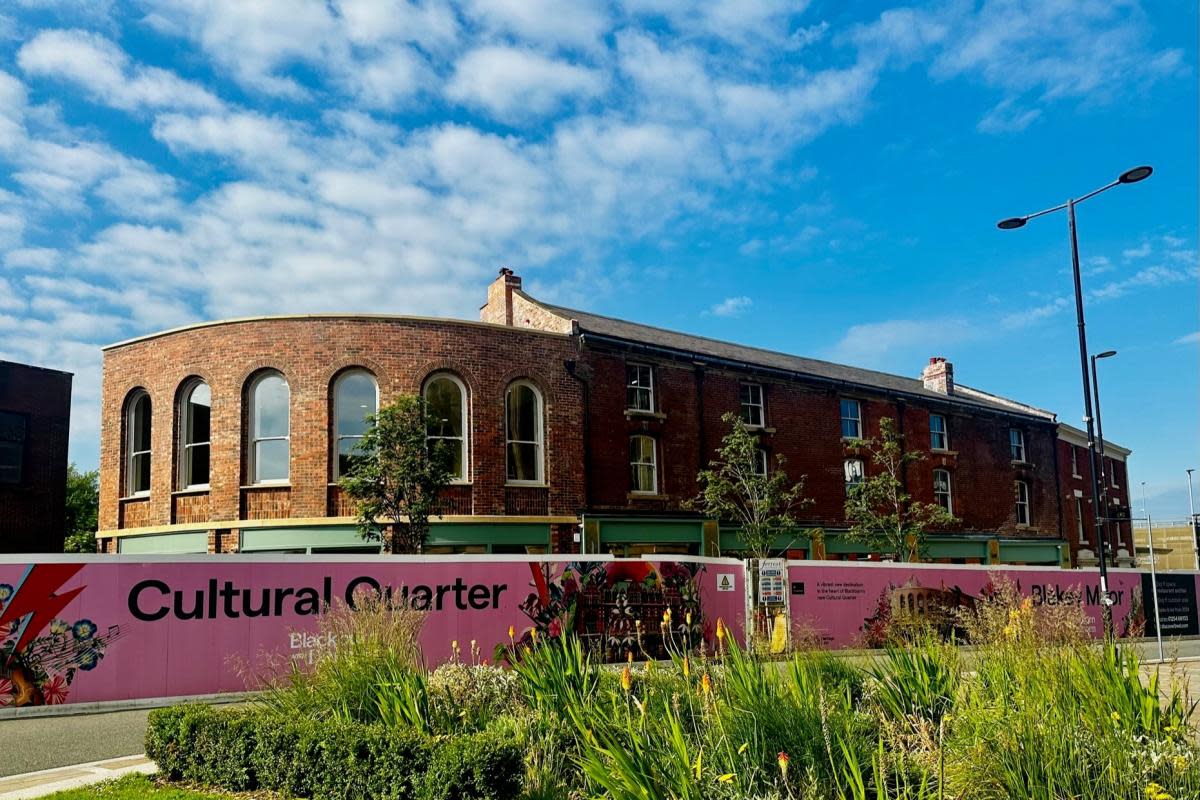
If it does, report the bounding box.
[535,299,1055,422]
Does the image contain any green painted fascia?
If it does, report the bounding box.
[119,531,209,554]
[598,519,704,543]
[241,522,551,551]
[998,541,1063,564]
[427,523,550,546]
[241,526,375,551]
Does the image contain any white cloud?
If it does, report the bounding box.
[18,29,223,112]
[152,111,311,174]
[462,0,609,50]
[827,318,974,370]
[1172,331,1199,346]
[1090,265,1197,301]
[707,296,752,317]
[977,98,1041,134]
[447,46,605,120]
[1122,241,1152,259]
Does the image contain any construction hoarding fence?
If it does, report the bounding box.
[0,554,1193,709]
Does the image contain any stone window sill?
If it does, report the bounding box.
[172,487,210,495]
[241,483,291,490]
[119,494,150,502]
[624,410,666,420]
[628,492,669,501]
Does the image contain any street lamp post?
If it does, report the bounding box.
[1091,350,1117,564]
[1188,469,1198,571]
[998,165,1152,638]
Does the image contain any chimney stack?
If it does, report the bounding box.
[922,357,954,395]
[480,267,522,326]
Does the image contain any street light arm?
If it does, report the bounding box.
[1074,179,1122,205]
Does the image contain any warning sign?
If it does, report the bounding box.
[758,558,786,605]
[716,573,736,592]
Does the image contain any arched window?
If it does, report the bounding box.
[179,380,211,488]
[424,373,467,482]
[630,435,657,493]
[126,390,151,496]
[933,468,952,514]
[249,371,289,484]
[505,381,543,484]
[333,370,378,478]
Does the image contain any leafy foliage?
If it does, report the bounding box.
[689,412,816,560]
[843,417,958,561]
[62,463,99,553]
[338,395,453,553]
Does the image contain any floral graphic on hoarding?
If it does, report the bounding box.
[500,560,706,662]
[0,564,122,707]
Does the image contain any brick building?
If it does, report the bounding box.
[97,270,1132,567]
[0,361,72,552]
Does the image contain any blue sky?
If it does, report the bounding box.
[0,1,1196,517]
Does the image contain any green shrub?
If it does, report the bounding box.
[420,730,524,800]
[145,704,257,790]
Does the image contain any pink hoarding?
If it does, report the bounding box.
[1,555,1193,710]
[786,562,1157,648]
[0,556,738,709]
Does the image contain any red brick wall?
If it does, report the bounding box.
[0,361,72,552]
[1057,437,1133,564]
[581,349,1061,537]
[99,317,585,531]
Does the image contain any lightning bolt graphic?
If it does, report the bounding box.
[0,563,86,661]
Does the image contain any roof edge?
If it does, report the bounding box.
[102,312,573,351]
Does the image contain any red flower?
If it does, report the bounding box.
[42,675,68,705]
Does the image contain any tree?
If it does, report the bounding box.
[338,396,453,554]
[62,464,99,553]
[689,412,815,561]
[843,416,958,561]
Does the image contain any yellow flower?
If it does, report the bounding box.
[1111,712,1121,723]
[1144,782,1174,800]
[738,743,749,755]
[686,611,693,626]
[777,751,790,779]
[682,656,691,677]
[701,673,712,695]
[531,628,538,642]
[716,619,726,641]
[507,625,515,641]
[621,665,632,693]
[693,751,703,780]
[627,650,634,665]
[717,773,735,784]
[663,608,673,625]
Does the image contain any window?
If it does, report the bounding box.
[1070,445,1080,477]
[0,411,26,484]
[126,391,151,495]
[740,383,764,427]
[840,398,862,439]
[753,448,768,477]
[424,373,466,482]
[249,372,289,483]
[334,370,378,479]
[1110,462,1120,488]
[179,380,211,488]
[1009,428,1026,462]
[1075,497,1087,544]
[930,414,948,450]
[629,435,657,493]
[626,364,653,412]
[505,381,543,483]
[1015,481,1030,525]
[933,469,952,513]
[844,458,864,491]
